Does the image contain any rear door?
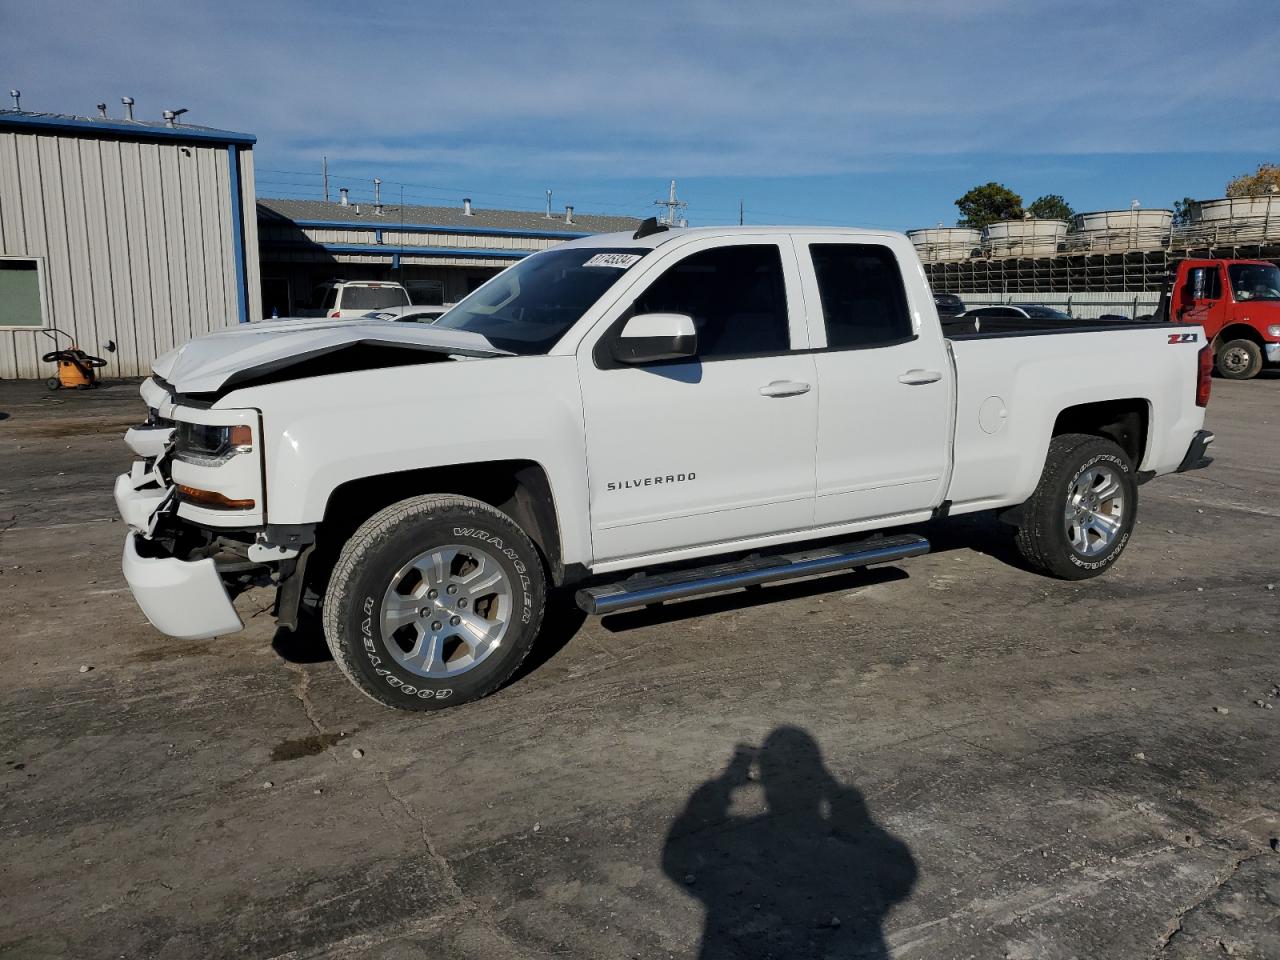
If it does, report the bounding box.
[794,237,954,525]
[577,236,818,563]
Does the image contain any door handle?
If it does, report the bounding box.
[898,369,942,385]
[759,380,811,398]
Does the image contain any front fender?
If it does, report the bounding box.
[223,356,593,567]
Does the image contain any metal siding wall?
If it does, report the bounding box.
[78,139,122,369]
[33,136,75,378]
[195,146,227,334]
[177,146,210,340]
[118,141,156,374]
[58,140,102,374]
[3,132,251,378]
[213,150,237,323]
[0,131,24,377]
[238,149,262,322]
[99,140,140,372]
[139,143,178,364]
[156,144,193,348]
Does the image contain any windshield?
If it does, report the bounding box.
[1228,263,1280,301]
[434,248,648,354]
[342,285,411,310]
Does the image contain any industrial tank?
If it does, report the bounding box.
[1067,208,1172,251]
[982,219,1067,257]
[1192,194,1280,222]
[906,227,981,261]
[1181,194,1280,244]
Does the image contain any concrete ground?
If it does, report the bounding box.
[1,373,1277,960]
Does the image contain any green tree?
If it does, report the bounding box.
[1026,194,1074,221]
[1226,163,1280,197]
[955,182,1024,229]
[1172,196,1198,226]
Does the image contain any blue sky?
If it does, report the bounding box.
[4,0,1278,230]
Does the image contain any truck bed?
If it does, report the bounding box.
[941,320,1206,514]
[942,316,1166,338]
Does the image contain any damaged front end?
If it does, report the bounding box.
[116,377,313,640]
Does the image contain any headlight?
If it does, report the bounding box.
[1268,324,1280,338]
[174,422,254,466]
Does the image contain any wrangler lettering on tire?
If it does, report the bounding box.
[323,494,546,711]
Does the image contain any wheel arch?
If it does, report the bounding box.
[1212,324,1266,350]
[319,459,567,584]
[1051,398,1150,468]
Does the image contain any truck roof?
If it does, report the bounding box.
[559,225,907,251]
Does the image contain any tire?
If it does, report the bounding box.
[322,494,547,711]
[1014,434,1137,580]
[1215,339,1263,380]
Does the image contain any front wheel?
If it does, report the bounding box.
[1215,339,1263,380]
[323,494,547,710]
[1014,434,1137,580]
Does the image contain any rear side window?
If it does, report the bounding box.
[320,287,338,310]
[630,244,790,359]
[810,244,914,349]
[341,285,411,310]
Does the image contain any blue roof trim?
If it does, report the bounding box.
[277,217,592,241]
[0,112,256,145]
[308,243,532,260]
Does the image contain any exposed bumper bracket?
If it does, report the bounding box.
[1177,429,1215,473]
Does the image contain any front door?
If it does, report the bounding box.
[794,237,954,525]
[577,237,817,564]
[1177,262,1228,338]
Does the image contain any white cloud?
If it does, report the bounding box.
[5,0,1278,179]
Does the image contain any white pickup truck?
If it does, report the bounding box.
[115,222,1215,711]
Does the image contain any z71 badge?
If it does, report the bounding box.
[1168,332,1199,344]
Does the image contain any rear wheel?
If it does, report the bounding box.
[323,494,546,710]
[1014,434,1137,580]
[1215,339,1263,380]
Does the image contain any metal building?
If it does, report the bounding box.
[0,109,260,379]
[257,198,639,314]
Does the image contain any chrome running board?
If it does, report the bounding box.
[575,533,930,615]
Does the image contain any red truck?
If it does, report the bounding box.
[1161,258,1280,379]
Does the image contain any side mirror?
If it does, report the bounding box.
[611,313,697,364]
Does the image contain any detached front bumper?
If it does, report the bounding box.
[122,532,243,639]
[116,459,245,640]
[1177,429,1215,473]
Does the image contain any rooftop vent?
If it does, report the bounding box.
[121,96,134,120]
[339,187,349,206]
[97,103,108,119]
[8,90,20,110]
[565,205,574,224]
[374,178,382,215]
[162,107,188,127]
[463,197,473,216]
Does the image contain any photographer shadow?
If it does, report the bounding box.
[663,727,916,959]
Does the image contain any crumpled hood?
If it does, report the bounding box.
[151,318,511,395]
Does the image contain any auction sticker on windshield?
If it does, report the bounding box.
[583,253,643,269]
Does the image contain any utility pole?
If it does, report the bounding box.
[546,189,553,219]
[322,156,329,203]
[654,179,689,227]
